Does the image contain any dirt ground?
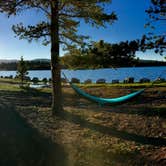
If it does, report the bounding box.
[12,85,166,166]
[0,96,67,166]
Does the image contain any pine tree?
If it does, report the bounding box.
[0,0,117,114]
[17,56,28,87]
[141,0,166,54]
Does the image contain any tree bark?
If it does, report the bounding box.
[51,0,63,114]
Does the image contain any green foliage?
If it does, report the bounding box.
[61,46,90,69]
[0,0,117,111]
[141,0,166,55]
[32,77,39,84]
[42,78,48,84]
[16,56,29,86]
[0,0,117,48]
[61,40,139,69]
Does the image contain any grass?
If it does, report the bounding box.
[0,84,20,91]
[0,78,21,84]
[0,79,165,165]
[78,82,166,88]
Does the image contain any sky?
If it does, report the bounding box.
[0,0,165,61]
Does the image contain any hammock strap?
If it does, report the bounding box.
[62,72,71,84]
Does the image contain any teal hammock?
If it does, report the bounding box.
[71,83,145,105]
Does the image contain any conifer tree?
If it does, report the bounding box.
[17,56,28,86]
[141,0,166,54]
[0,0,117,113]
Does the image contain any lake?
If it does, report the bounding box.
[0,66,166,83]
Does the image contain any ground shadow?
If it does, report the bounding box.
[1,88,165,146]
[0,88,51,107]
[3,86,164,119]
[66,91,166,118]
[0,96,67,166]
[103,105,166,118]
[0,88,165,165]
[56,110,166,146]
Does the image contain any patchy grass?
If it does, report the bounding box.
[0,82,166,165]
[0,78,21,84]
[0,83,20,91]
[78,82,166,88]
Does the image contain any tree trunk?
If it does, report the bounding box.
[51,1,63,114]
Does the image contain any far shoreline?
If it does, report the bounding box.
[0,65,166,71]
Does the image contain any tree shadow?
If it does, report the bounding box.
[0,88,165,165]
[1,88,165,146]
[0,106,68,166]
[103,105,166,118]
[0,88,51,107]
[67,91,166,119]
[56,110,166,146]
[63,93,166,119]
[0,89,67,166]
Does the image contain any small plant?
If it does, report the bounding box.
[42,78,47,84]
[32,77,39,84]
[16,56,29,87]
[49,78,52,83]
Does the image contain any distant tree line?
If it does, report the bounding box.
[0,39,165,71]
[0,62,18,70]
[0,60,51,71]
[27,61,50,70]
[61,40,166,69]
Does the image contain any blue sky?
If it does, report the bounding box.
[0,0,165,61]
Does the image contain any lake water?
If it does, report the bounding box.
[0,66,166,83]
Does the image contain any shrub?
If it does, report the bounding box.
[112,79,119,84]
[84,79,92,84]
[96,78,106,84]
[139,78,150,83]
[42,78,48,84]
[24,76,31,81]
[71,78,80,83]
[124,77,134,83]
[32,77,39,84]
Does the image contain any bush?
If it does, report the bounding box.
[32,77,39,84]
[24,76,31,81]
[42,78,48,84]
[124,77,134,83]
[49,78,52,82]
[84,79,92,84]
[155,77,165,83]
[139,78,150,83]
[71,78,80,83]
[9,75,13,79]
[96,79,106,84]
[112,79,119,84]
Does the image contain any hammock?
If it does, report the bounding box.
[71,83,144,105]
[63,69,166,105]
